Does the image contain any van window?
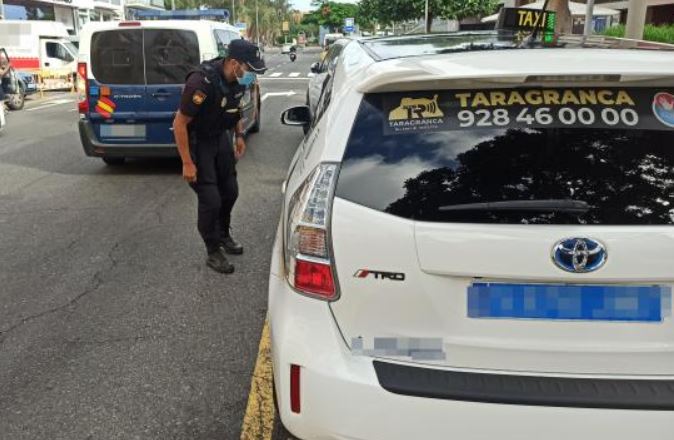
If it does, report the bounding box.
[91,29,144,84]
[144,29,199,85]
[336,88,674,225]
[46,42,74,62]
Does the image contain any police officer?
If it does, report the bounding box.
[173,39,266,274]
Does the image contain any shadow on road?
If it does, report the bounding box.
[94,158,182,176]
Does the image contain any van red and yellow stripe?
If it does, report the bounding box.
[95,96,116,119]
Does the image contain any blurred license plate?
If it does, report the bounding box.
[468,283,671,322]
[100,124,146,138]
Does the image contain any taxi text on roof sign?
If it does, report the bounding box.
[497,7,556,32]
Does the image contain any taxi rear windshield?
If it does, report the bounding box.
[335,87,674,225]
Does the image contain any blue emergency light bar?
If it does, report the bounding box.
[136,9,230,21]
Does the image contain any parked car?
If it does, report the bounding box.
[272,32,674,440]
[306,38,348,122]
[5,70,38,111]
[76,20,261,165]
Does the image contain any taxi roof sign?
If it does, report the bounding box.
[497,7,556,33]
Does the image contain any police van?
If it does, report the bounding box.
[77,20,261,165]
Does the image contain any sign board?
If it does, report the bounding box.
[282,21,289,32]
[344,17,355,33]
[497,7,556,32]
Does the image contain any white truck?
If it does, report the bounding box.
[0,21,78,89]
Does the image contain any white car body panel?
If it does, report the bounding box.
[330,198,674,376]
[269,240,674,440]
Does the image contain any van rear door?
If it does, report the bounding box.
[88,28,199,145]
[89,29,147,144]
[143,29,199,144]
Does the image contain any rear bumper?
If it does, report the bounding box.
[268,231,674,440]
[79,120,178,158]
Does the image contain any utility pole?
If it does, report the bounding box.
[0,0,5,20]
[583,0,595,36]
[231,0,236,24]
[171,0,175,11]
[256,0,260,46]
[424,0,429,34]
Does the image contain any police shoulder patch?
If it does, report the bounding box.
[192,90,207,105]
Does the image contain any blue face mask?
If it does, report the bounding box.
[237,69,256,87]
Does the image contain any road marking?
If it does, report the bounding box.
[27,98,74,112]
[269,72,283,78]
[258,78,309,82]
[288,72,300,78]
[308,73,315,78]
[240,319,276,440]
[261,91,297,102]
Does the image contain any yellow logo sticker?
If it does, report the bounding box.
[192,90,207,106]
[389,95,444,121]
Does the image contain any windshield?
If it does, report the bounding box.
[64,41,78,57]
[336,87,674,225]
[361,32,674,61]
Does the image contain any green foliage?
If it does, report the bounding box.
[163,0,295,46]
[359,0,498,27]
[303,2,359,32]
[601,24,674,44]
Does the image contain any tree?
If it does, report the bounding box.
[547,0,572,34]
[162,0,294,46]
[306,1,359,33]
[359,0,498,33]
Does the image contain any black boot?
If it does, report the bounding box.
[221,235,244,255]
[206,248,235,274]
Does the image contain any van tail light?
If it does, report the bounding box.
[290,364,301,413]
[285,163,339,300]
[119,21,141,27]
[77,62,89,114]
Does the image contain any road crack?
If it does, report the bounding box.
[0,241,119,345]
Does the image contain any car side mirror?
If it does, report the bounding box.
[310,62,320,74]
[281,106,311,127]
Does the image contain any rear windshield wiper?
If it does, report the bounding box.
[438,199,592,213]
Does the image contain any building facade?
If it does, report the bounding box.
[0,0,167,40]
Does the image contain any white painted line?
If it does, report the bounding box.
[308,73,316,77]
[289,72,300,77]
[261,91,297,102]
[27,98,74,112]
[269,72,282,78]
[258,77,309,81]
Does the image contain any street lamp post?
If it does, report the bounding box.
[231,0,236,24]
[256,0,260,46]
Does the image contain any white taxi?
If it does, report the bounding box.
[270,32,674,440]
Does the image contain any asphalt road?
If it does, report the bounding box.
[0,49,317,440]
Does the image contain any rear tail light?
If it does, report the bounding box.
[285,163,339,300]
[290,364,301,413]
[77,62,88,114]
[119,21,141,27]
[295,259,334,297]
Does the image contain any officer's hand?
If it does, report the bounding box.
[234,136,246,160]
[183,162,197,183]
